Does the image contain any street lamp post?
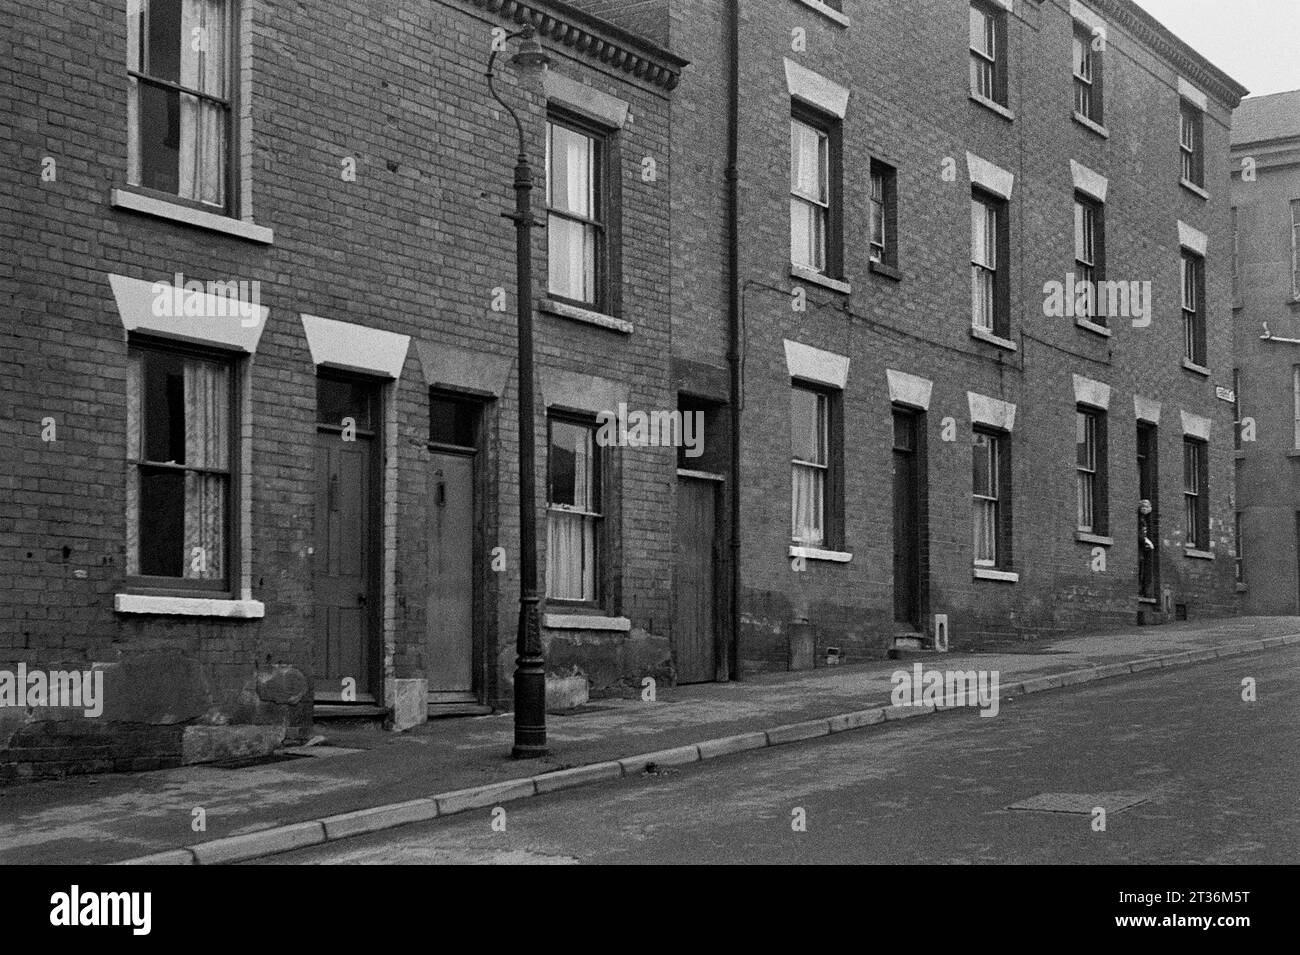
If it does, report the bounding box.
[487,27,551,758]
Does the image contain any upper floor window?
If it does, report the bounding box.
[869,159,899,270]
[128,0,232,210]
[971,190,1008,337]
[970,1,1006,106]
[1291,199,1300,300]
[127,342,234,590]
[1072,23,1102,123]
[546,416,602,603]
[790,111,841,276]
[546,116,607,309]
[1231,206,1241,306]
[1292,366,1300,450]
[1179,100,1204,188]
[1075,193,1105,324]
[1182,250,1206,366]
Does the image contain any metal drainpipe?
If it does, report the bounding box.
[725,0,742,680]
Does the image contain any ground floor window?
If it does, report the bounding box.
[126,342,234,588]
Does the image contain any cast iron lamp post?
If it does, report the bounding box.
[487,26,551,758]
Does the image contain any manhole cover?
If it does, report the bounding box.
[1008,792,1150,814]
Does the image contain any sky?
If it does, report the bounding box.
[1130,0,1300,98]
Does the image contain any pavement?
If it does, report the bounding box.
[0,615,1297,865]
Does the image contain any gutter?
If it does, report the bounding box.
[725,0,741,680]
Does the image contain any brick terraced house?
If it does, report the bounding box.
[662,0,1247,674]
[0,0,685,778]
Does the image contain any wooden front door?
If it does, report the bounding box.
[313,376,381,702]
[892,409,921,627]
[427,451,475,699]
[673,474,720,683]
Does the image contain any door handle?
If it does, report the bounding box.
[436,481,446,507]
[357,593,367,606]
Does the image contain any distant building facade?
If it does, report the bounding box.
[1230,90,1300,614]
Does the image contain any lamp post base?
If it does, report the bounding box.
[510,742,550,759]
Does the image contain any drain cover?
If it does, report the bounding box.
[1008,792,1150,814]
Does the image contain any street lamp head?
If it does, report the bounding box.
[510,27,551,80]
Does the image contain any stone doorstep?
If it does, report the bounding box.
[119,638,1290,865]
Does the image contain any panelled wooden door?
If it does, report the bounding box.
[892,409,921,628]
[313,376,380,702]
[426,451,475,699]
[673,475,719,684]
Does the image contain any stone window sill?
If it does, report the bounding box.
[1072,112,1109,139]
[791,264,851,295]
[539,298,633,334]
[114,594,265,618]
[543,613,631,632]
[1076,531,1114,546]
[1184,548,1215,561]
[869,259,902,281]
[974,567,1019,583]
[1076,317,1112,338]
[1181,358,1211,377]
[970,92,1015,121]
[1180,178,1210,200]
[111,188,274,244]
[1286,449,1300,458]
[789,545,853,563]
[793,0,850,27]
[971,325,1018,352]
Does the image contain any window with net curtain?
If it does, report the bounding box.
[790,117,829,273]
[790,385,827,546]
[127,346,232,587]
[547,418,601,602]
[128,0,230,209]
[546,118,603,308]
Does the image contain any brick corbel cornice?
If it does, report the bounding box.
[1089,0,1249,108]
[467,0,688,91]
